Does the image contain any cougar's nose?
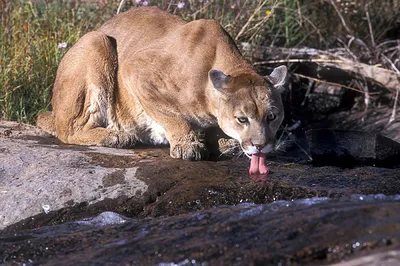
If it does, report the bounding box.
[254,143,265,151]
[250,139,266,152]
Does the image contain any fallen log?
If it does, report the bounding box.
[248,46,400,94]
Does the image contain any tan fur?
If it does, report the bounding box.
[37,6,287,160]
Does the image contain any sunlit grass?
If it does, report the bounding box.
[0,0,115,122]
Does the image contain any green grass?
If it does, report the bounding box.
[0,0,114,122]
[0,0,399,123]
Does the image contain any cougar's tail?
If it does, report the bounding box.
[36,111,56,135]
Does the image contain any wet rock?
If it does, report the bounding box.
[324,105,400,143]
[0,121,147,230]
[330,250,400,266]
[306,129,400,166]
[2,120,400,264]
[2,121,400,233]
[1,197,400,265]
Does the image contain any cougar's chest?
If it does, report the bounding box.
[143,114,168,145]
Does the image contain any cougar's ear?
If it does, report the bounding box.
[209,69,232,93]
[266,65,287,90]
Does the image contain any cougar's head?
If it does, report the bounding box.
[209,66,287,174]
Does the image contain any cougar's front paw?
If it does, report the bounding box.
[170,133,208,160]
[100,131,132,148]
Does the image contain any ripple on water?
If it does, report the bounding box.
[75,211,128,227]
[74,195,400,229]
[348,193,400,202]
[235,194,400,220]
[157,258,204,266]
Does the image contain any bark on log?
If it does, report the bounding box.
[248,46,400,93]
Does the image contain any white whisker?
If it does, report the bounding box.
[234,150,246,160]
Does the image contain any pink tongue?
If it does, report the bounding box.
[249,153,269,175]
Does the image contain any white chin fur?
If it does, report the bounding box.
[242,144,273,158]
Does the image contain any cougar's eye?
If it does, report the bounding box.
[267,113,276,122]
[236,116,249,124]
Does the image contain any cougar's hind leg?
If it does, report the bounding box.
[36,111,56,135]
[52,31,131,147]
